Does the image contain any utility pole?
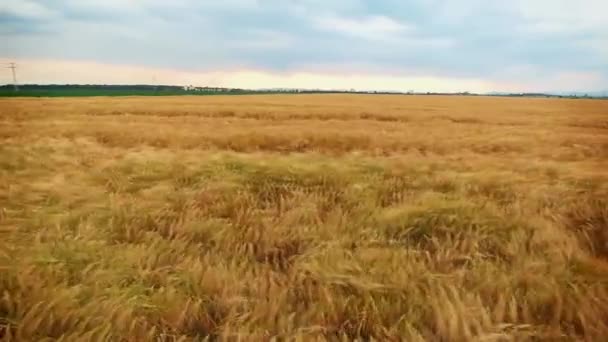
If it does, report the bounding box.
[6,63,18,91]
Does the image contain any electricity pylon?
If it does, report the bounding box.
[6,63,18,91]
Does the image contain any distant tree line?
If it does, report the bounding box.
[0,84,255,97]
[1,84,605,99]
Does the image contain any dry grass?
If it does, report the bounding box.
[1,94,608,341]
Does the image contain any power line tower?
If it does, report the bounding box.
[6,63,18,91]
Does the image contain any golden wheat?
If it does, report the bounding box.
[1,94,607,341]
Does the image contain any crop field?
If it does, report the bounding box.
[1,94,608,341]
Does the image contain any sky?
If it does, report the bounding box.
[1,0,607,93]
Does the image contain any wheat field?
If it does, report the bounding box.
[1,94,608,341]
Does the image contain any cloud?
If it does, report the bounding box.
[313,14,411,41]
[0,0,57,20]
[226,29,295,50]
[1,0,607,91]
[516,0,608,32]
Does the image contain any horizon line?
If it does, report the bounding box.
[2,83,607,98]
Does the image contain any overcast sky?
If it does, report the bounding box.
[1,0,607,92]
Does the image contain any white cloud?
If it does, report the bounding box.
[516,0,608,32]
[57,0,261,13]
[577,38,608,60]
[226,29,294,50]
[425,0,607,35]
[287,0,365,15]
[0,0,58,19]
[313,14,411,41]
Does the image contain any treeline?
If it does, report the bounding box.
[0,84,254,97]
[1,84,605,99]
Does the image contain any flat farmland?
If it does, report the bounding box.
[1,95,608,340]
